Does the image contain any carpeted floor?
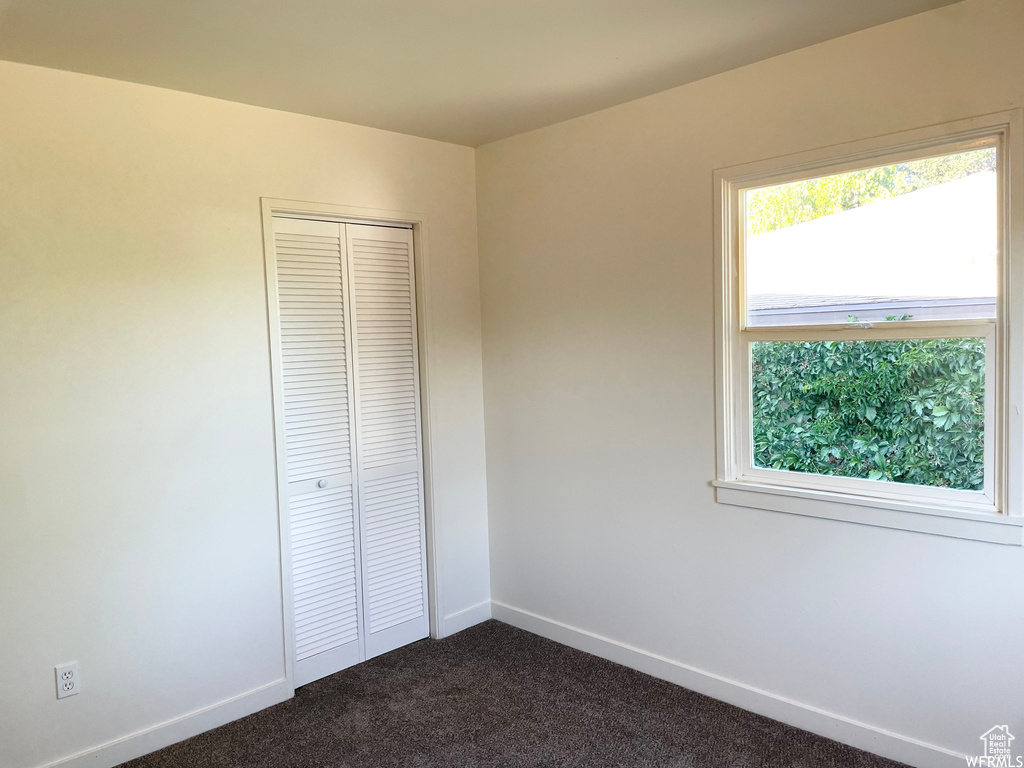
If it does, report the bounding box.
[120,620,906,768]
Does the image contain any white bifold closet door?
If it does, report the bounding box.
[270,216,428,688]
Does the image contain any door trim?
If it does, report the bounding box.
[260,197,442,689]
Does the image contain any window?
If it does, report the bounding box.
[713,112,1024,544]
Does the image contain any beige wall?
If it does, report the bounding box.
[0,61,490,768]
[476,0,1024,765]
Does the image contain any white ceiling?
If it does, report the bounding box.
[0,0,962,147]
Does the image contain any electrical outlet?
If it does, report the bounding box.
[55,662,80,699]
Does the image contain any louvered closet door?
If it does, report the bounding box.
[272,217,363,687]
[347,224,429,659]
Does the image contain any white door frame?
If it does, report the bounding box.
[260,197,442,688]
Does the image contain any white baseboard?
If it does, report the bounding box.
[491,601,966,768]
[36,605,966,768]
[442,599,492,636]
[40,679,292,768]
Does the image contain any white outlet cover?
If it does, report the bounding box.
[55,662,79,699]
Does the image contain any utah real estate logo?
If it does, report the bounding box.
[967,726,1021,767]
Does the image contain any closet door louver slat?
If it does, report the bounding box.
[348,224,429,659]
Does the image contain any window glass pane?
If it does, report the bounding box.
[744,148,997,327]
[751,338,985,490]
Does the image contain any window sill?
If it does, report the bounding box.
[712,479,1023,545]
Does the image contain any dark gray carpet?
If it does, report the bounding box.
[121,620,906,768]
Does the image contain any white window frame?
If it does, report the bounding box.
[712,111,1024,546]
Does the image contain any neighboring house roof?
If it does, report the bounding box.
[747,294,979,310]
[747,294,996,325]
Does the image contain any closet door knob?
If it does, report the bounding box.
[317,479,328,488]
